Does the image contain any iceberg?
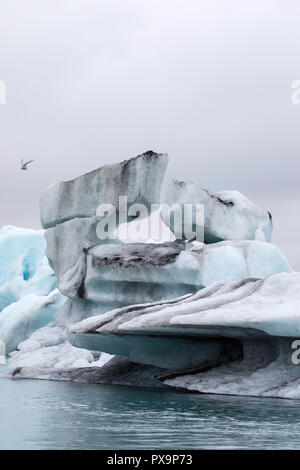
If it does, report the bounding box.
[2,151,300,400]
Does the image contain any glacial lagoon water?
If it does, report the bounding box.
[0,376,300,449]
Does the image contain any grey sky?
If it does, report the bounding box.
[0,0,299,267]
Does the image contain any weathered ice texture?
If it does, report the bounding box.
[40,151,169,229]
[71,273,300,339]
[3,150,298,400]
[44,216,99,278]
[164,338,300,399]
[57,240,291,305]
[68,273,300,398]
[163,179,273,243]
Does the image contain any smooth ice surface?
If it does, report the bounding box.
[71,331,241,370]
[163,179,273,243]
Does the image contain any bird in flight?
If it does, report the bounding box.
[20,159,34,170]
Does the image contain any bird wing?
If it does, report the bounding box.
[24,160,34,166]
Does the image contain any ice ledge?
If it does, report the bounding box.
[70,272,299,339]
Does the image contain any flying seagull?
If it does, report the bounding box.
[20,159,34,170]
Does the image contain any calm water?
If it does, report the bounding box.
[0,376,300,449]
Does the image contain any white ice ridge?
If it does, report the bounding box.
[70,272,300,338]
[0,226,66,351]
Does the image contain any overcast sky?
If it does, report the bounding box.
[0,0,299,268]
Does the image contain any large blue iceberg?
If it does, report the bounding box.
[1,151,300,399]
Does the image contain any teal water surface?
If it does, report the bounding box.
[0,377,299,449]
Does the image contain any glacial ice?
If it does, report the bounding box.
[0,226,66,351]
[71,330,241,370]
[69,272,300,398]
[40,151,168,229]
[38,151,287,357]
[0,225,49,286]
[163,337,300,400]
[0,290,65,352]
[71,272,300,339]
[58,239,291,305]
[163,179,273,243]
[2,151,300,399]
